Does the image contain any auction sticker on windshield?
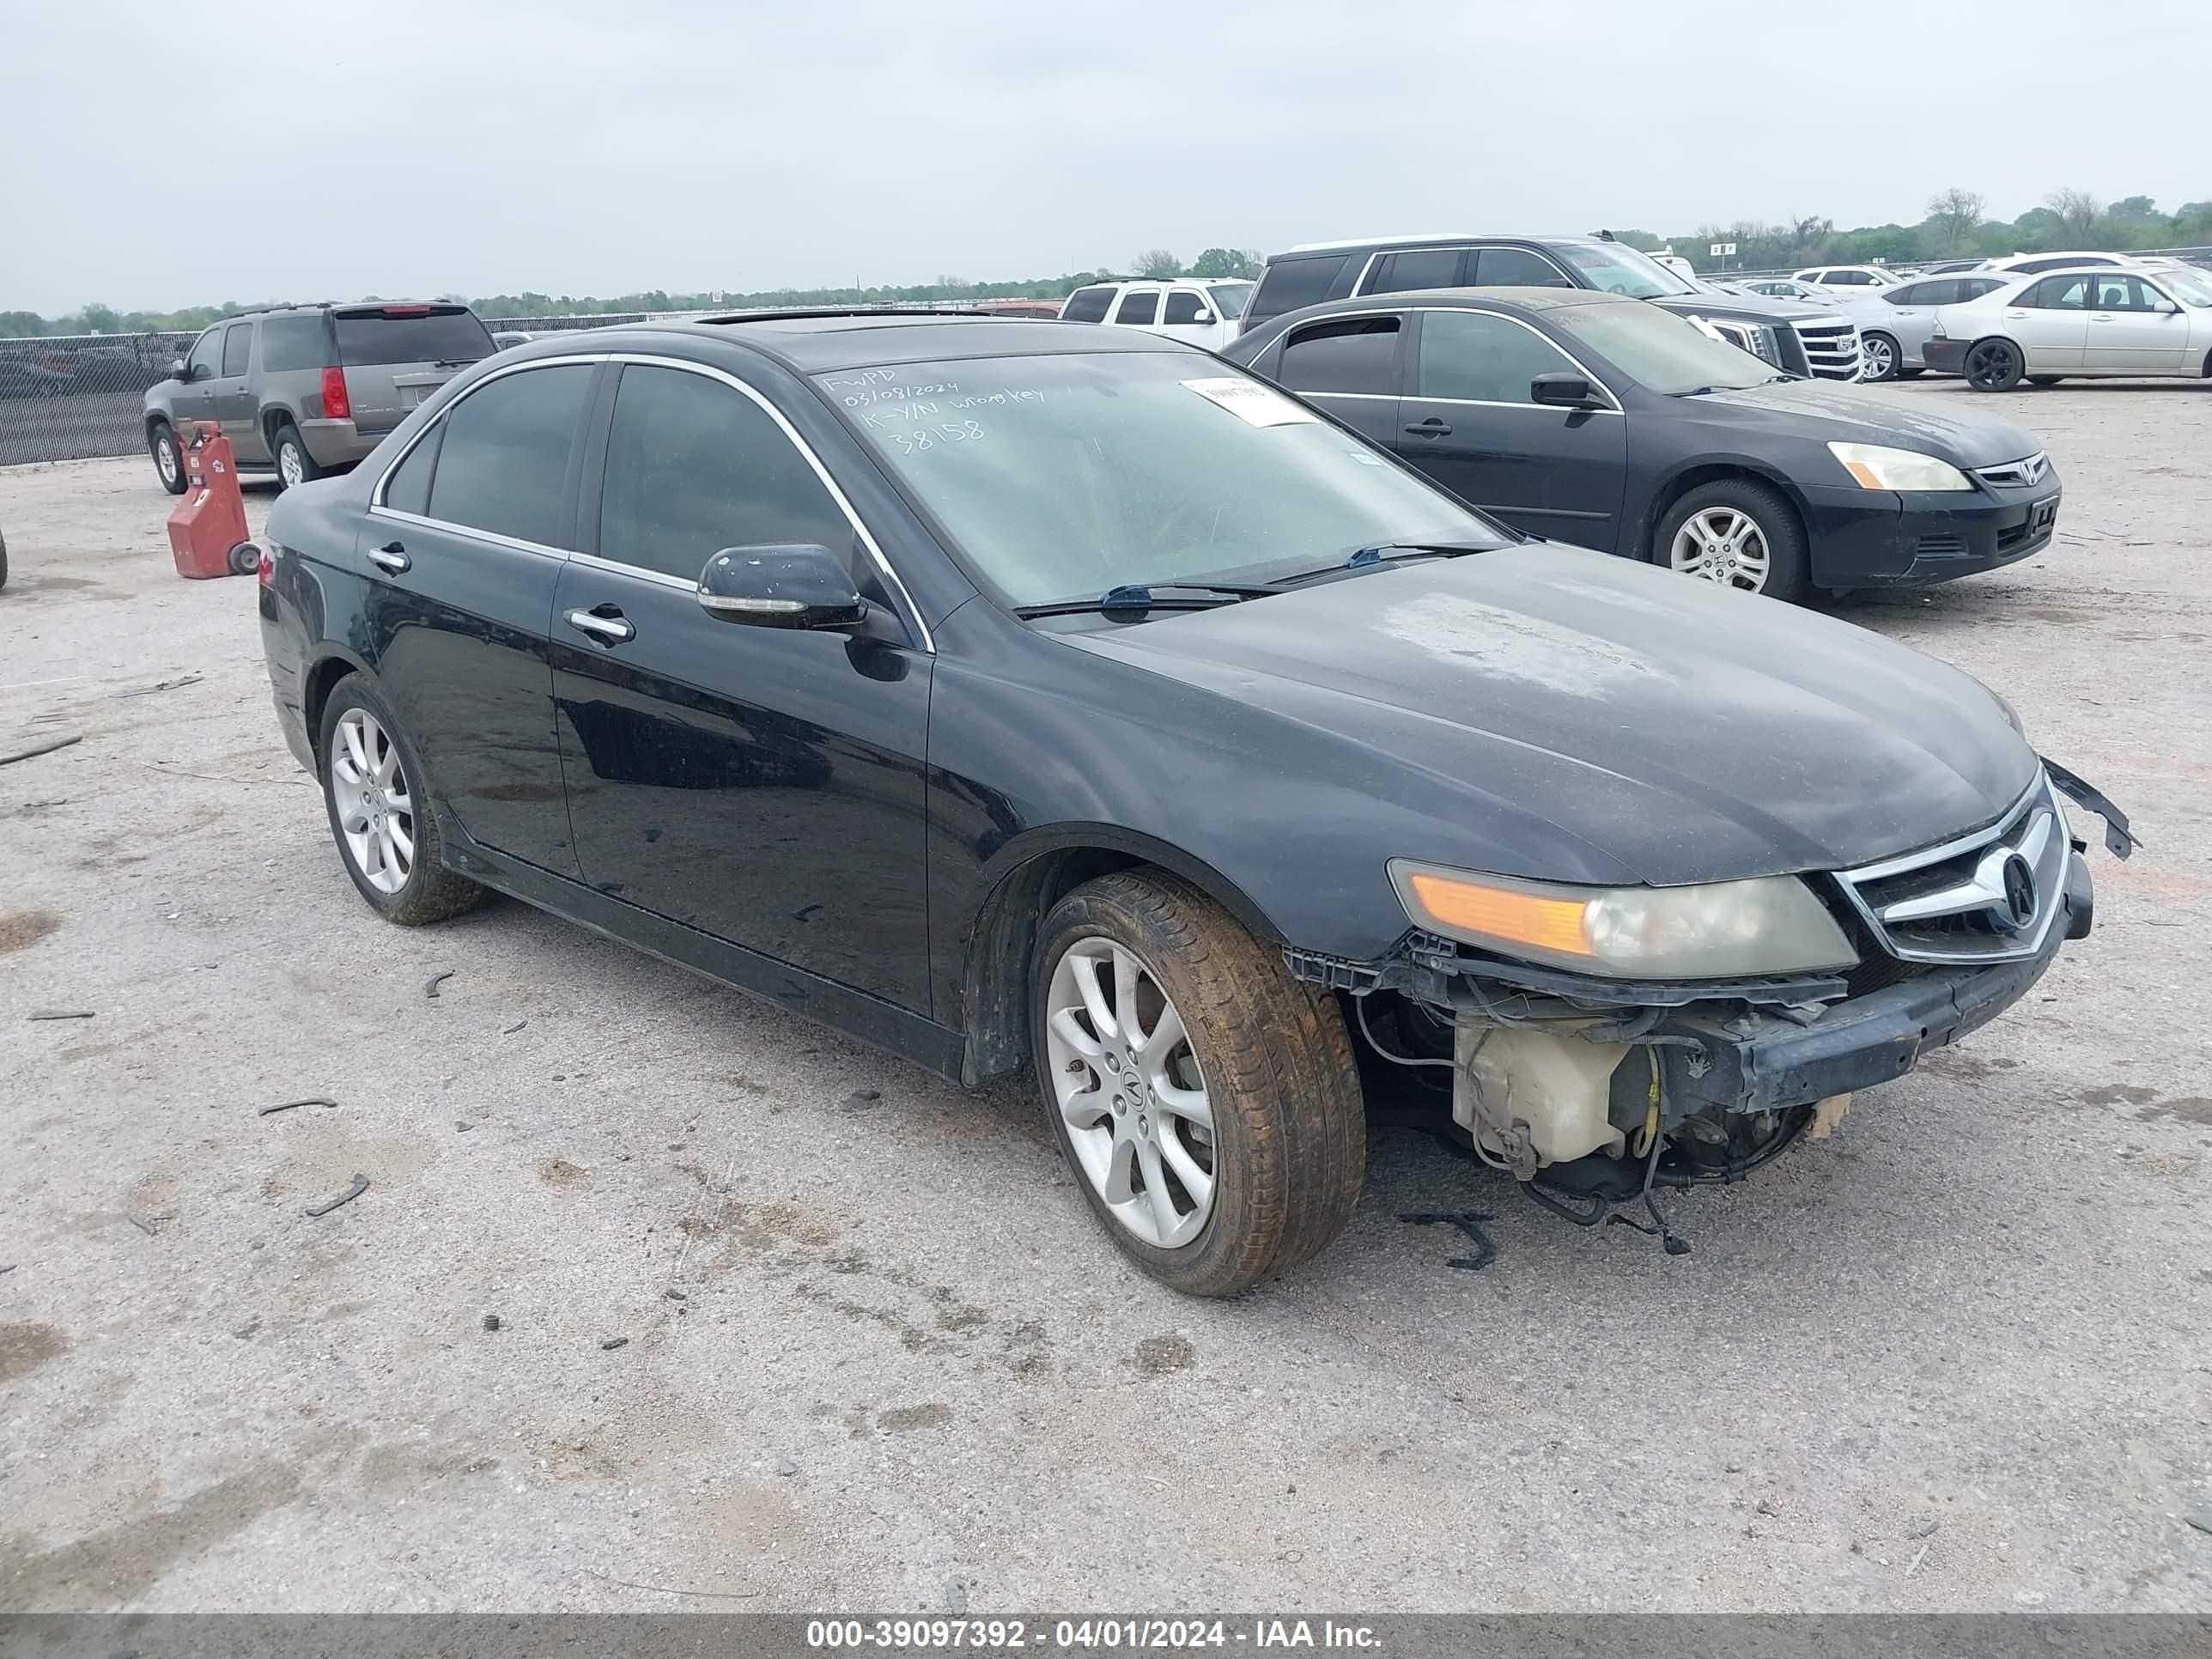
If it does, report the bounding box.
[1182,377,1317,428]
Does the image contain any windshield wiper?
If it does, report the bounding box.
[1012,581,1273,620]
[1268,540,1493,588]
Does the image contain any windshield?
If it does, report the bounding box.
[2160,270,2212,307]
[1549,301,1777,395]
[1205,282,1254,319]
[1553,241,1698,299]
[819,352,1502,608]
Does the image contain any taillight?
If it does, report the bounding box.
[321,366,351,421]
[258,546,276,586]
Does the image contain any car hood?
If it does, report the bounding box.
[1063,544,2038,888]
[1686,380,2042,468]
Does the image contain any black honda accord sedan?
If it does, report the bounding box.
[1224,288,2061,605]
[258,312,2130,1295]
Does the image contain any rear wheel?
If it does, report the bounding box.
[1860,331,1900,381]
[1656,478,1810,604]
[0,526,9,592]
[318,677,486,926]
[272,422,325,492]
[149,421,185,495]
[1964,337,2025,392]
[1032,871,1364,1297]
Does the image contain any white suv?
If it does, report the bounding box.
[1794,264,1901,290]
[1059,279,1255,350]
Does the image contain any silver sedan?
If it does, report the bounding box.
[1837,273,2013,380]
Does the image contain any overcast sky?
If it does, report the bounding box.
[4,0,2205,314]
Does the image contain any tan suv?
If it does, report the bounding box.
[143,301,496,494]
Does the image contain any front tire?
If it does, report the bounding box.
[1965,337,2025,392]
[1656,478,1810,604]
[318,677,486,926]
[1031,872,1365,1297]
[1860,331,1900,381]
[149,421,186,495]
[272,422,325,492]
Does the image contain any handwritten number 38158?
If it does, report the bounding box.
[892,421,984,456]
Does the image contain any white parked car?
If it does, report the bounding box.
[1793,264,1901,291]
[1837,272,2013,380]
[1972,249,2163,277]
[1736,276,1841,306]
[1058,279,1255,350]
[1923,264,2212,390]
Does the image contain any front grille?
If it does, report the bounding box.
[1791,318,1863,380]
[1972,452,2051,489]
[1833,775,2069,964]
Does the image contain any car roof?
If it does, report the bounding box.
[1234,286,1636,343]
[1276,232,1603,257]
[1070,277,1249,288]
[542,312,1197,374]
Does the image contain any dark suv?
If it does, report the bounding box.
[143,301,496,494]
[1242,234,1864,381]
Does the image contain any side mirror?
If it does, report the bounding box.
[1529,372,1601,409]
[2154,299,2180,315]
[1190,310,1215,325]
[697,544,866,630]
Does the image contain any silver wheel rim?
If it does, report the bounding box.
[1865,336,1894,379]
[330,708,414,895]
[278,442,304,488]
[155,434,178,485]
[1668,507,1771,592]
[1044,937,1215,1249]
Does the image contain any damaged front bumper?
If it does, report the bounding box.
[1658,846,2087,1116]
[1291,766,2126,1179]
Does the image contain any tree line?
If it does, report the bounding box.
[1622,188,2212,273]
[5,191,2207,339]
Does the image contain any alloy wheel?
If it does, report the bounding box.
[329,708,415,894]
[155,433,179,486]
[1863,335,1895,380]
[278,441,305,489]
[1966,341,2018,390]
[1043,937,1215,1249]
[1668,507,1771,592]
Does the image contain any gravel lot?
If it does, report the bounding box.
[2,380,2208,1615]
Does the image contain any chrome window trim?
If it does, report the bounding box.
[1833,772,2070,965]
[1276,304,1623,413]
[568,548,695,592]
[368,349,935,653]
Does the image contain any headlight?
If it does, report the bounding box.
[1389,860,1857,979]
[1826,441,1973,492]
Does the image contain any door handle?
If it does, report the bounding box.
[566,606,635,644]
[1402,419,1453,438]
[2088,314,2115,323]
[368,542,410,574]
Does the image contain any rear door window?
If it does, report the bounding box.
[334,307,495,368]
[1060,286,1115,323]
[1276,315,1402,395]
[1113,289,1160,325]
[1415,310,1578,404]
[1474,247,1573,287]
[220,323,252,377]
[423,364,594,548]
[1959,277,2005,301]
[2023,276,2092,310]
[259,315,331,372]
[1367,247,1463,295]
[1248,254,1352,326]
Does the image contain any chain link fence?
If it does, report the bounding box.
[0,313,665,470]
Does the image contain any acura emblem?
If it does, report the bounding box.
[1999,854,2038,930]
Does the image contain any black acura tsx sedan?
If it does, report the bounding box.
[258,311,2132,1296]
